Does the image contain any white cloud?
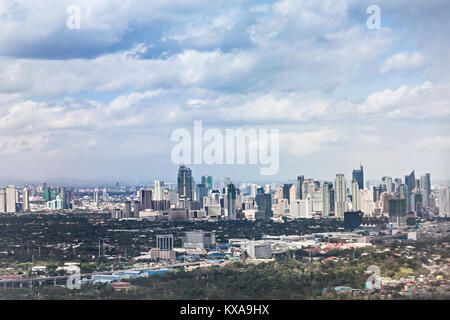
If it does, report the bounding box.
[380,52,424,74]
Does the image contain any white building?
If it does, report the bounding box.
[439,188,450,217]
[6,185,16,213]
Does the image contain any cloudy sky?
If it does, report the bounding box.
[0,0,449,184]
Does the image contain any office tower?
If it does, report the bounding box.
[322,182,331,217]
[297,176,304,200]
[201,175,213,191]
[399,184,407,198]
[157,234,174,251]
[154,180,165,201]
[23,188,30,212]
[352,180,360,211]
[382,176,393,194]
[256,188,272,219]
[372,186,381,202]
[352,165,364,190]
[330,187,335,213]
[59,187,68,210]
[196,183,208,204]
[94,188,99,205]
[302,179,315,199]
[6,185,16,213]
[438,188,450,217]
[289,184,297,202]
[394,178,402,193]
[102,188,108,200]
[178,165,193,201]
[133,201,140,217]
[405,170,415,193]
[182,231,216,249]
[420,173,431,208]
[282,184,293,203]
[225,182,237,220]
[124,201,132,218]
[335,174,346,218]
[389,198,407,226]
[0,189,6,213]
[139,189,152,211]
[344,211,363,232]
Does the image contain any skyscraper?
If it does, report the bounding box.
[405,170,415,193]
[322,182,331,217]
[124,201,132,218]
[256,188,272,219]
[297,176,304,200]
[23,188,30,212]
[352,165,364,190]
[352,180,360,211]
[420,173,431,208]
[382,176,393,194]
[178,165,193,201]
[225,182,237,220]
[335,174,346,218]
[201,175,213,191]
[154,180,165,201]
[139,189,152,211]
[389,198,407,226]
[282,184,293,204]
[438,188,450,218]
[6,185,16,213]
[0,189,6,213]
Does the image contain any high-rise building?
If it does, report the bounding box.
[201,176,213,191]
[382,176,393,194]
[196,184,208,203]
[389,198,407,226]
[352,165,364,190]
[420,173,431,208]
[94,188,99,205]
[0,189,6,213]
[302,179,315,199]
[139,189,152,211]
[335,174,346,218]
[282,184,293,204]
[6,185,16,213]
[256,188,272,219]
[124,201,132,218]
[322,182,331,217]
[178,165,193,201]
[372,186,381,202]
[297,176,304,200]
[154,180,165,201]
[405,170,415,193]
[352,180,360,211]
[225,182,237,220]
[438,188,450,218]
[23,188,30,212]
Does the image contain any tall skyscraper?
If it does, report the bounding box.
[139,189,152,211]
[352,180,360,211]
[6,185,16,213]
[94,188,99,205]
[178,165,193,201]
[405,170,415,193]
[420,173,431,208]
[256,188,272,219]
[225,182,237,220]
[382,176,393,194]
[297,176,304,200]
[23,188,30,212]
[154,180,165,201]
[322,182,330,217]
[335,174,346,218]
[0,189,6,213]
[352,165,364,190]
[282,184,293,204]
[389,198,407,226]
[124,201,132,218]
[438,188,450,218]
[201,175,213,191]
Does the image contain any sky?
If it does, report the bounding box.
[0,0,449,184]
